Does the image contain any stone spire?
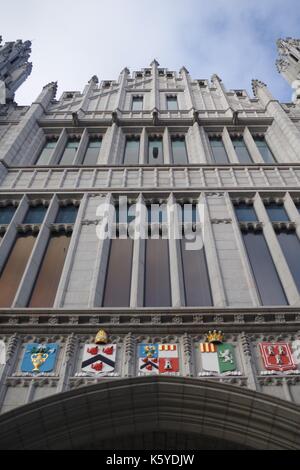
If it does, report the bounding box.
[276,37,300,102]
[0,37,32,103]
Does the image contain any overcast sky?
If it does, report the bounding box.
[2,0,300,105]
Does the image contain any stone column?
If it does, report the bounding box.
[115,67,130,111]
[150,59,159,111]
[211,74,232,115]
[201,193,227,307]
[222,127,239,164]
[179,67,195,110]
[163,127,171,164]
[0,334,20,410]
[191,123,208,164]
[89,193,114,307]
[240,333,260,391]
[78,75,99,115]
[130,194,146,307]
[57,334,78,393]
[54,193,89,307]
[243,127,264,164]
[284,192,300,241]
[168,193,185,307]
[122,333,136,377]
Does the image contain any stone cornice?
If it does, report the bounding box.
[0,308,300,334]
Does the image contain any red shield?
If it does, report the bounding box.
[259,342,296,371]
[158,358,179,373]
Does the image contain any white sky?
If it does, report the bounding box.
[1,0,299,104]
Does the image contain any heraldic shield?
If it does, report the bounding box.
[81,344,116,376]
[21,343,59,373]
[138,343,179,375]
[259,342,296,372]
[200,342,237,374]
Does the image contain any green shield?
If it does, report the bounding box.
[217,343,236,373]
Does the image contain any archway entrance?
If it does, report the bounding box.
[0,376,299,449]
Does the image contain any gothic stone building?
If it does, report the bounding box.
[0,36,300,450]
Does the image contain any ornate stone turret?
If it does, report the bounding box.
[0,36,32,104]
[276,37,300,102]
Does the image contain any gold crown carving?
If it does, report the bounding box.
[205,330,224,344]
[95,329,108,344]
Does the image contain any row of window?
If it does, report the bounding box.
[131,95,179,111]
[36,132,274,166]
[102,237,212,308]
[209,135,275,164]
[1,198,300,308]
[37,137,102,166]
[235,202,300,306]
[0,203,77,226]
[0,204,78,308]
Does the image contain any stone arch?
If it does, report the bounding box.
[0,376,299,449]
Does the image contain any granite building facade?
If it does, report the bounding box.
[0,36,300,449]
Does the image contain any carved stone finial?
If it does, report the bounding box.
[121,67,130,75]
[43,80,58,98]
[180,66,189,74]
[88,75,99,84]
[150,59,159,67]
[211,73,222,83]
[251,79,267,96]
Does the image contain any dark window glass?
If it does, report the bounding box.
[231,136,252,164]
[171,138,188,164]
[0,233,37,307]
[132,97,143,111]
[36,140,57,165]
[0,206,16,224]
[148,138,163,164]
[235,204,258,222]
[242,231,287,305]
[123,138,140,165]
[265,203,289,222]
[102,238,133,307]
[144,238,171,307]
[277,232,300,292]
[59,139,79,165]
[209,137,229,164]
[82,138,102,165]
[28,232,71,307]
[167,96,178,110]
[253,136,275,164]
[23,205,47,224]
[180,238,212,306]
[55,205,78,224]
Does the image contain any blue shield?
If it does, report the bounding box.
[21,343,58,373]
[138,343,158,359]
